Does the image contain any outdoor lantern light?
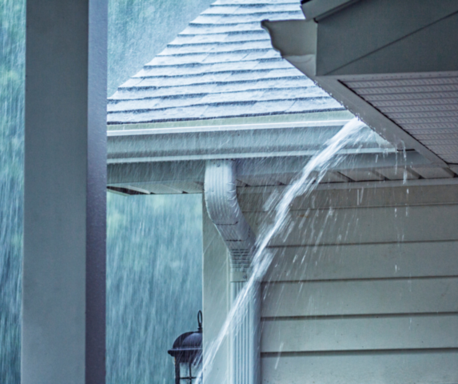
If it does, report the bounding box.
[168,311,203,384]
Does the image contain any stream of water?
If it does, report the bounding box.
[198,118,374,382]
[1,2,397,382]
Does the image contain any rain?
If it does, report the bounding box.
[2,0,458,383]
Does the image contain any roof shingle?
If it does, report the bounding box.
[107,0,344,125]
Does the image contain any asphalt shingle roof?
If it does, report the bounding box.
[107,0,344,125]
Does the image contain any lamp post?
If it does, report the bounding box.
[168,311,203,384]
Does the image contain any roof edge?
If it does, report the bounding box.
[106,110,354,131]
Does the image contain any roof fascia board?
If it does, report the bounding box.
[315,0,458,76]
[301,0,361,21]
[326,14,458,76]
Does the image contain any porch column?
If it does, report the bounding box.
[23,0,107,383]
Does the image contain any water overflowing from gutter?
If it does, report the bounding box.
[197,117,373,382]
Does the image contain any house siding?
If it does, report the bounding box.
[241,183,458,383]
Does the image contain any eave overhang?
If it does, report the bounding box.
[106,114,448,196]
[262,0,458,168]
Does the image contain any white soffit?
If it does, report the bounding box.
[342,72,458,164]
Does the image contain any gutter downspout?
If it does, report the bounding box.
[204,160,261,384]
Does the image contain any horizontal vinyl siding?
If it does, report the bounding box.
[246,204,458,246]
[239,183,458,212]
[238,184,458,384]
[263,242,458,282]
[262,278,458,317]
[262,314,458,352]
[262,351,458,384]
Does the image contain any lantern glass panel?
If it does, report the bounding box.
[177,357,202,383]
[191,355,202,380]
[179,362,192,383]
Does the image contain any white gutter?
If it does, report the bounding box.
[107,118,395,164]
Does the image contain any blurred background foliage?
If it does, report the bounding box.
[0,0,213,382]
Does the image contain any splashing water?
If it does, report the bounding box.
[197,117,372,382]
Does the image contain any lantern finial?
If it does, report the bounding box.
[197,311,203,332]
